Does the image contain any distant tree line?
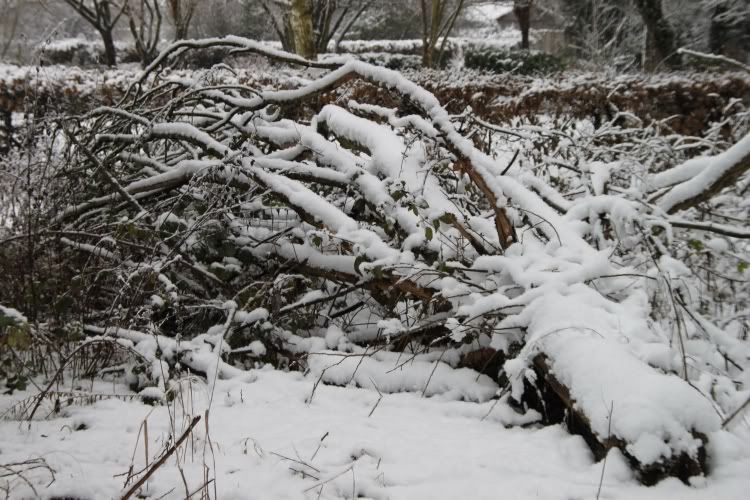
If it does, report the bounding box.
[1,0,747,69]
[551,0,749,69]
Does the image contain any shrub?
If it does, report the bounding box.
[464,48,564,75]
[36,38,139,66]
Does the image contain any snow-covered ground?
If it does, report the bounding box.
[2,369,749,499]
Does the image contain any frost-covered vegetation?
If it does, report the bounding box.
[0,35,749,497]
[1,1,750,499]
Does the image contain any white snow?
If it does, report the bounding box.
[1,370,749,499]
[307,350,499,403]
[502,287,721,465]
[0,305,27,325]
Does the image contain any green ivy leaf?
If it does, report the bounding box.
[688,239,704,251]
[738,261,748,273]
[3,374,28,395]
[425,227,433,241]
[439,213,457,225]
[391,190,406,202]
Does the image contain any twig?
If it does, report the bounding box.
[501,149,520,176]
[269,452,321,474]
[421,349,447,397]
[723,395,750,428]
[481,383,510,421]
[596,401,614,500]
[302,465,354,493]
[120,415,202,500]
[310,432,329,462]
[368,377,384,417]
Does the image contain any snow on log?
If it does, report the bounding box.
[504,290,720,485]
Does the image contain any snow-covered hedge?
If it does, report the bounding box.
[464,48,564,75]
[2,63,747,138]
[36,38,139,66]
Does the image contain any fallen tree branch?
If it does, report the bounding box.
[677,47,750,73]
[660,134,750,214]
[669,218,750,239]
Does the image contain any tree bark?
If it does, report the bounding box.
[100,29,117,66]
[290,0,316,59]
[514,0,532,50]
[167,0,195,40]
[62,1,126,67]
[420,0,466,68]
[128,0,162,67]
[633,0,680,69]
[0,1,20,61]
[709,4,730,55]
[1,109,12,155]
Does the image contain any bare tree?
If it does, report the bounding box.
[126,0,161,66]
[166,0,196,40]
[0,1,21,61]
[705,0,750,59]
[513,0,532,50]
[62,0,127,66]
[259,0,375,56]
[572,0,639,68]
[343,0,421,40]
[419,0,466,68]
[633,0,680,69]
[316,0,375,53]
[558,0,685,69]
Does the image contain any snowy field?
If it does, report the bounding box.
[1,369,750,499]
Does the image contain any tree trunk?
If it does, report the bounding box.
[290,0,315,59]
[425,0,442,67]
[514,0,532,50]
[332,0,374,54]
[709,4,730,55]
[422,44,434,68]
[282,13,295,53]
[633,0,680,69]
[1,109,12,155]
[100,29,117,66]
[168,0,195,40]
[1,3,20,61]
